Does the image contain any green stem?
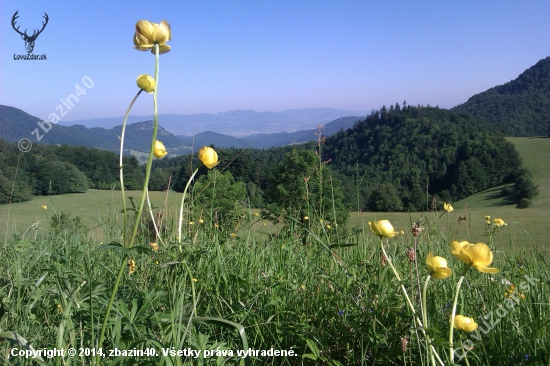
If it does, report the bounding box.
[422,275,436,366]
[128,43,160,248]
[94,256,127,365]
[120,90,143,247]
[380,239,444,365]
[449,275,466,363]
[95,43,160,366]
[178,168,199,244]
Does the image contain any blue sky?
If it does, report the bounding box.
[1,0,549,122]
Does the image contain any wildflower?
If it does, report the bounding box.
[254,212,259,216]
[230,232,236,238]
[41,204,47,210]
[57,304,63,313]
[450,241,499,273]
[263,222,267,226]
[326,224,331,229]
[153,140,168,158]
[189,221,194,225]
[400,336,409,353]
[443,203,453,212]
[301,285,306,290]
[368,220,398,238]
[155,260,159,265]
[493,218,507,227]
[405,247,416,262]
[400,230,405,235]
[426,252,452,279]
[214,223,219,228]
[192,278,198,282]
[199,218,204,224]
[127,259,136,274]
[303,216,309,221]
[149,242,159,252]
[198,146,219,169]
[133,20,172,54]
[485,215,491,224]
[281,245,285,249]
[136,74,155,93]
[452,315,478,332]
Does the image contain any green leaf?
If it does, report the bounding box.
[0,331,46,364]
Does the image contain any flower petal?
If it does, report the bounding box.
[135,20,157,41]
[152,20,171,43]
[450,240,472,265]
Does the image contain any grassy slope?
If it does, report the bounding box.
[2,137,549,248]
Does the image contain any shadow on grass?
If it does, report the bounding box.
[484,189,519,207]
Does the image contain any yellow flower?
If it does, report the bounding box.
[443,203,453,212]
[485,215,491,224]
[400,230,405,235]
[425,252,452,279]
[153,140,168,158]
[263,222,267,226]
[127,259,136,274]
[41,204,47,210]
[326,224,331,229]
[230,232,236,238]
[189,221,194,225]
[214,223,219,228]
[133,20,172,54]
[136,74,155,93]
[149,242,159,252]
[303,216,309,221]
[198,146,219,169]
[450,241,499,273]
[301,285,306,290]
[452,315,478,332]
[254,212,259,216]
[192,278,198,282]
[493,218,507,227]
[368,220,398,238]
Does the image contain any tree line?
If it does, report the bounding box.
[0,105,538,210]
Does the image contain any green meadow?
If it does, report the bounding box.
[0,137,549,365]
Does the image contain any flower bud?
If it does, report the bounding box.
[137,74,155,93]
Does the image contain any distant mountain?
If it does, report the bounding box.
[62,108,370,137]
[453,56,550,136]
[0,105,184,153]
[177,116,364,149]
[245,116,364,148]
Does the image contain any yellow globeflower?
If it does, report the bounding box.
[452,315,478,332]
[127,259,136,274]
[485,215,491,224]
[133,20,172,54]
[136,74,155,93]
[303,216,309,221]
[368,220,398,238]
[153,140,168,158]
[198,146,219,169]
[493,218,507,227]
[326,224,331,229]
[443,203,453,212]
[41,204,47,210]
[450,241,499,273]
[426,252,452,279]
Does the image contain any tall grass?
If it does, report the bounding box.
[1,197,549,365]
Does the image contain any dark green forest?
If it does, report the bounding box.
[453,56,550,136]
[0,105,537,211]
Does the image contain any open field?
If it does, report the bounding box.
[2,137,549,249]
[1,138,549,365]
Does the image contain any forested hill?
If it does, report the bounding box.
[452,56,550,136]
[322,105,522,210]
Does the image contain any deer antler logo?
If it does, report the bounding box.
[11,11,49,54]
